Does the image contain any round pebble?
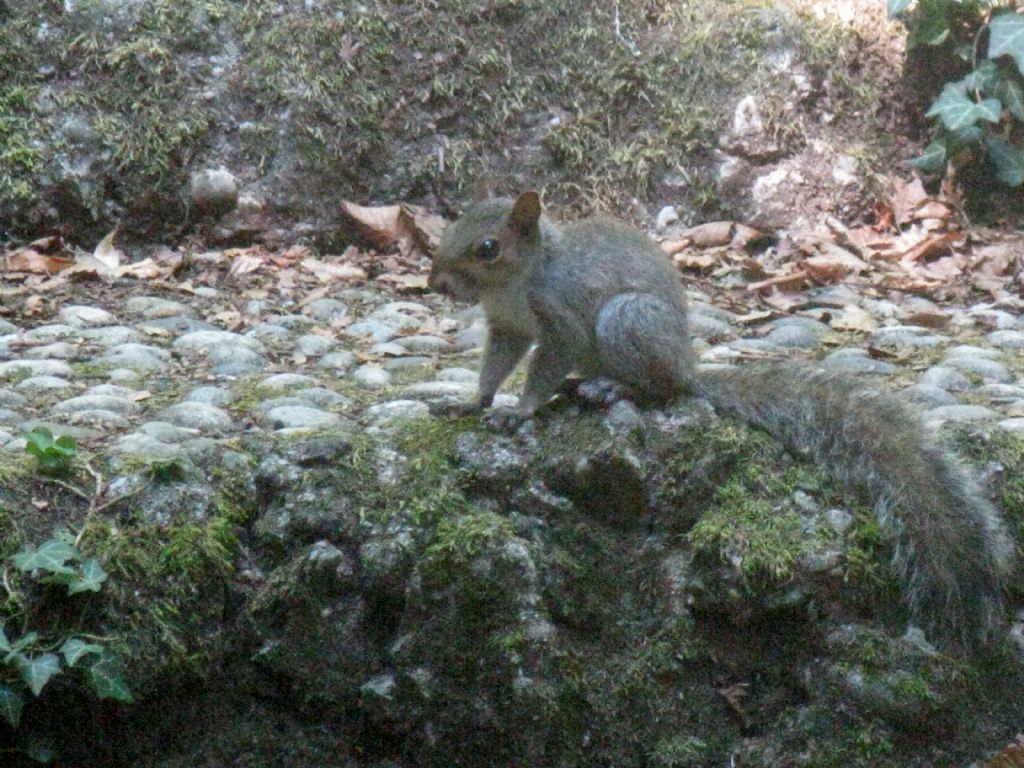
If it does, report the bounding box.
[295,334,337,357]
[820,349,896,375]
[926,404,999,423]
[262,406,342,430]
[159,403,234,431]
[363,400,430,425]
[60,305,115,328]
[173,330,265,355]
[318,351,357,373]
[352,365,391,389]
[918,366,972,391]
[125,296,194,319]
[185,386,236,407]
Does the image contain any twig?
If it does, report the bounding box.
[613,2,640,57]
[39,477,91,502]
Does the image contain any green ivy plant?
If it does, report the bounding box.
[23,428,77,475]
[890,1,1024,185]
[0,533,131,735]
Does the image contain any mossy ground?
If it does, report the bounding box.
[1,0,904,242]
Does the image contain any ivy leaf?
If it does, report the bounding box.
[15,653,62,697]
[13,539,80,575]
[909,140,948,172]
[25,736,57,764]
[989,12,1024,74]
[961,60,1000,93]
[909,0,953,49]
[888,0,912,17]
[8,631,39,657]
[67,559,108,595]
[59,638,104,668]
[926,85,1002,130]
[0,685,24,728]
[996,75,1024,120]
[985,136,1024,185]
[955,124,986,143]
[88,650,133,703]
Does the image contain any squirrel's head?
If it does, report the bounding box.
[429,191,542,302]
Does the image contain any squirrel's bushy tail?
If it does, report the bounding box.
[697,363,1015,648]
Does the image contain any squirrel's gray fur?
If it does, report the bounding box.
[428,193,1015,649]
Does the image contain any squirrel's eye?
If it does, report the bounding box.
[476,238,500,261]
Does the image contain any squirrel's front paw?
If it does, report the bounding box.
[483,406,533,432]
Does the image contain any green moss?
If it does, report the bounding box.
[424,509,516,570]
[648,735,711,768]
[364,416,477,526]
[79,507,241,682]
[687,480,809,586]
[0,85,43,206]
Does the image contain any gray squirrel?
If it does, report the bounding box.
[427,191,1015,650]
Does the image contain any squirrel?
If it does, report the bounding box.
[427,191,1016,651]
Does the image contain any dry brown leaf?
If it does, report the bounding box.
[341,200,419,255]
[92,227,123,270]
[377,272,429,292]
[226,250,267,280]
[801,251,866,283]
[903,310,949,329]
[986,735,1024,768]
[831,304,878,333]
[914,200,954,221]
[4,248,74,274]
[718,683,749,728]
[898,231,962,263]
[662,221,764,256]
[672,251,720,271]
[300,258,367,284]
[760,290,808,312]
[746,270,810,292]
[888,176,929,228]
[401,203,448,253]
[276,245,312,267]
[734,310,776,325]
[684,221,737,248]
[913,254,964,281]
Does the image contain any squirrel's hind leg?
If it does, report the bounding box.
[595,293,694,401]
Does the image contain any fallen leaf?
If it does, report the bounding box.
[342,201,413,250]
[300,258,368,283]
[672,250,720,271]
[734,310,776,325]
[903,310,949,329]
[760,290,809,312]
[377,272,429,292]
[226,251,266,280]
[888,176,929,229]
[898,231,962,264]
[746,270,810,292]
[831,304,878,333]
[401,203,448,253]
[4,248,74,274]
[92,227,123,270]
[718,683,749,729]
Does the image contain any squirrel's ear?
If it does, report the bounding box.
[471,175,495,203]
[509,191,541,234]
